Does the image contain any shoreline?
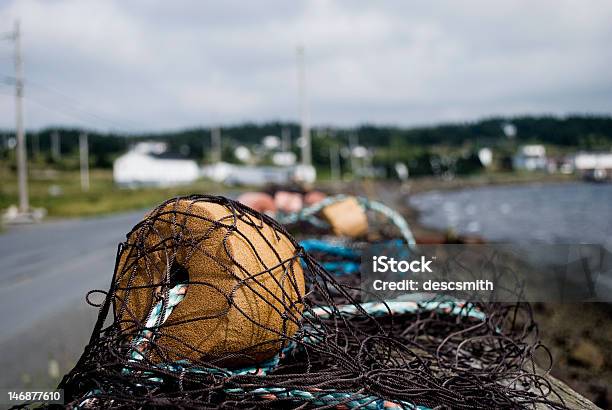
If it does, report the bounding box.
[384,174,610,407]
[407,171,580,195]
[399,172,581,241]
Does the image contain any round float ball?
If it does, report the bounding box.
[113,197,305,367]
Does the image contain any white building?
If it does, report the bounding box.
[201,162,316,186]
[573,152,612,171]
[113,142,200,187]
[272,151,297,167]
[513,145,547,171]
[572,152,612,180]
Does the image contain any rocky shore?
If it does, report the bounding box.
[376,176,611,408]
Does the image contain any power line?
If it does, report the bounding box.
[24,79,143,131]
[1,74,14,84]
[2,81,143,134]
[0,45,137,132]
[0,30,16,41]
[0,82,137,132]
[22,93,116,129]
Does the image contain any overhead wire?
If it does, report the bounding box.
[24,79,143,131]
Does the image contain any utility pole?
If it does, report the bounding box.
[13,20,29,214]
[51,131,61,161]
[349,132,358,177]
[80,133,90,191]
[297,46,311,166]
[329,143,340,181]
[202,132,206,162]
[281,126,291,152]
[211,127,222,163]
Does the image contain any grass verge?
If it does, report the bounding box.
[0,167,229,219]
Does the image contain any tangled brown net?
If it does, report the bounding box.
[53,195,569,409]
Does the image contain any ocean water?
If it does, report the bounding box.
[409,182,612,245]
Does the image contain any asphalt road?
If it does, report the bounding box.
[0,210,144,389]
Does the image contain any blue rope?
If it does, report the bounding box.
[299,238,410,276]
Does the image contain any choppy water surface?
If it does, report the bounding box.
[409,182,612,245]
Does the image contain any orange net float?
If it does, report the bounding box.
[319,196,369,238]
[113,196,305,367]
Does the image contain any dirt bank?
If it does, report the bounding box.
[368,176,611,408]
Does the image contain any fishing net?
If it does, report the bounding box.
[285,194,415,301]
[278,194,417,246]
[50,195,569,409]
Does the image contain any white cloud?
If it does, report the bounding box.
[0,0,610,131]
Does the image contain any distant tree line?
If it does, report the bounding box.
[1,115,611,176]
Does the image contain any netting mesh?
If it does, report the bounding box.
[54,195,569,409]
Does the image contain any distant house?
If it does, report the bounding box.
[513,145,547,171]
[201,162,316,186]
[573,152,612,171]
[113,142,200,187]
[272,151,297,167]
[572,152,612,181]
[227,166,294,186]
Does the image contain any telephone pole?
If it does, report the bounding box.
[329,143,340,181]
[1,21,47,222]
[211,127,221,163]
[297,46,311,166]
[80,133,90,191]
[349,132,358,177]
[281,126,291,152]
[14,20,29,213]
[51,131,61,161]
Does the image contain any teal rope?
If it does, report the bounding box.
[109,283,482,410]
[277,195,416,248]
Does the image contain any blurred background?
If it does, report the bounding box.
[0,1,611,407]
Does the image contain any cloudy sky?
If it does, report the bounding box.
[0,0,611,132]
